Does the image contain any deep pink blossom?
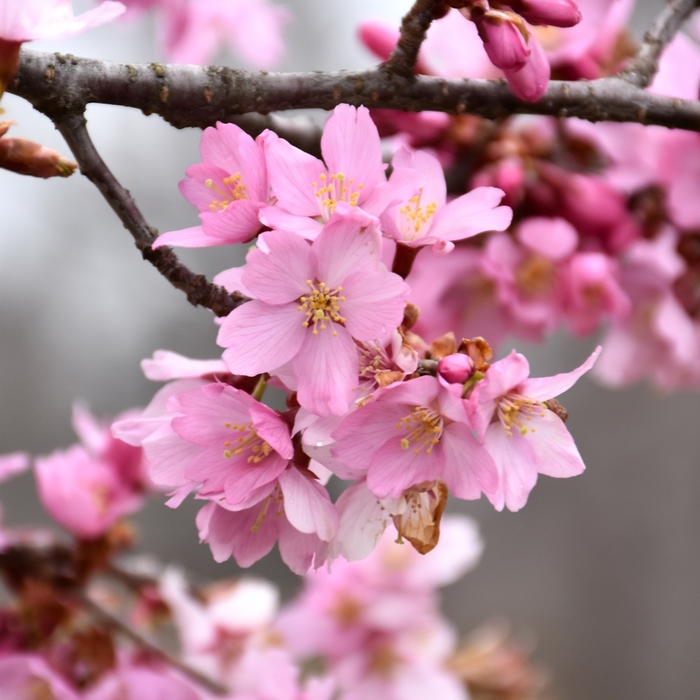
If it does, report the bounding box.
[331,375,497,501]
[153,122,268,249]
[218,213,410,416]
[469,346,600,511]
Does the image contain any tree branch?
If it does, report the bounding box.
[9,50,700,133]
[54,114,247,317]
[73,589,229,696]
[384,0,444,77]
[621,0,700,88]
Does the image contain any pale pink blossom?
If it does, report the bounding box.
[157,0,289,68]
[0,0,125,42]
[380,148,512,254]
[469,346,600,511]
[331,375,497,501]
[196,465,337,575]
[153,122,268,249]
[217,213,410,416]
[260,105,418,240]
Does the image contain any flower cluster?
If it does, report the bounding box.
[0,505,550,700]
[91,104,599,575]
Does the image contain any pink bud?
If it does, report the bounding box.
[471,9,530,71]
[506,0,581,28]
[438,353,475,384]
[503,36,551,101]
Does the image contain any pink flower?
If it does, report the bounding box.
[331,375,497,501]
[0,0,125,42]
[153,122,267,249]
[34,405,147,538]
[157,0,289,68]
[196,465,337,575]
[380,148,512,254]
[260,105,418,240]
[217,213,410,416]
[0,653,79,700]
[469,346,600,511]
[165,382,293,506]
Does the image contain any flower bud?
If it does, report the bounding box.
[506,0,581,28]
[471,9,530,72]
[0,136,77,178]
[438,353,475,384]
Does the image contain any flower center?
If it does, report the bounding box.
[206,173,247,211]
[497,393,546,437]
[298,280,346,336]
[396,406,443,454]
[222,421,272,463]
[516,256,555,296]
[398,192,438,240]
[312,172,364,220]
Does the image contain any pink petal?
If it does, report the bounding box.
[198,202,264,244]
[278,468,338,541]
[219,301,306,376]
[222,455,290,506]
[243,230,313,303]
[263,131,325,215]
[321,105,385,192]
[259,206,325,240]
[313,213,383,287]
[0,452,29,482]
[151,225,212,250]
[441,423,498,499]
[484,424,539,512]
[430,187,512,242]
[293,327,358,416]
[329,480,392,561]
[249,403,294,459]
[340,269,409,340]
[521,411,586,478]
[277,521,328,574]
[367,440,444,499]
[518,346,601,400]
[141,350,227,381]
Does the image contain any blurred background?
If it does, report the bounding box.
[1,1,698,698]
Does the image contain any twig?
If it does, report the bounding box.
[621,0,700,88]
[384,0,444,78]
[55,114,247,317]
[73,589,229,696]
[10,50,700,133]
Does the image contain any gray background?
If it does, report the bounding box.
[2,2,698,699]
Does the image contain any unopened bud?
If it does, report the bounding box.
[506,0,581,28]
[438,353,475,384]
[0,136,77,178]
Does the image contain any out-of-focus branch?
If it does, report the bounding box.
[10,50,700,133]
[621,0,700,88]
[74,590,229,696]
[384,0,445,77]
[54,114,247,317]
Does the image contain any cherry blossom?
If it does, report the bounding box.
[153,122,268,249]
[469,346,601,511]
[380,148,512,254]
[218,212,410,416]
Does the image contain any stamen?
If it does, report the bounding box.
[297,280,346,333]
[498,394,545,437]
[398,190,438,240]
[205,172,248,211]
[397,406,443,454]
[311,171,364,220]
[222,421,273,463]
